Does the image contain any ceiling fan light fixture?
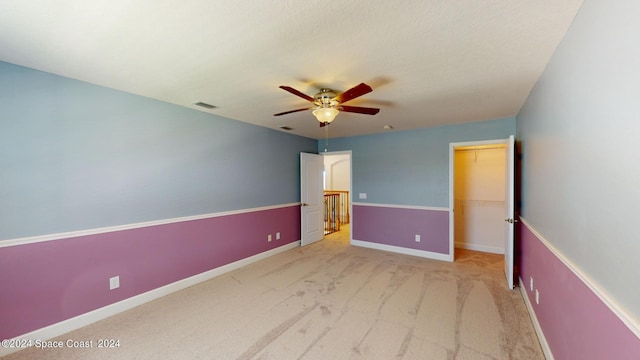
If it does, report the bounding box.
[312,107,339,123]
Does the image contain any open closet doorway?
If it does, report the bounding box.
[454,143,507,254]
[322,151,352,244]
[449,136,516,289]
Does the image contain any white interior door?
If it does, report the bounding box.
[504,135,516,289]
[300,152,324,246]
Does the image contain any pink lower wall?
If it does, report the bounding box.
[518,221,640,359]
[352,205,449,254]
[0,205,300,340]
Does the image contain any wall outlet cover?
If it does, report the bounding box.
[109,276,120,290]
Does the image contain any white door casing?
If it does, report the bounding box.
[300,153,324,246]
[504,135,516,289]
[322,150,353,245]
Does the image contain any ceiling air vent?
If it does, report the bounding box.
[193,102,216,109]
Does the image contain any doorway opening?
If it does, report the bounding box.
[449,136,516,289]
[322,151,352,244]
[453,143,507,255]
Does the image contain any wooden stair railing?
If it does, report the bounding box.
[323,190,350,234]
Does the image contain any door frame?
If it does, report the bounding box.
[321,150,353,244]
[448,137,513,266]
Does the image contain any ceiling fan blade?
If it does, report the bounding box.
[279,86,314,102]
[340,105,380,115]
[335,83,373,104]
[273,107,311,116]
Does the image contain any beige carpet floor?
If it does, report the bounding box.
[4,228,543,359]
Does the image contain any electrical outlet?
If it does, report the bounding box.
[530,277,534,291]
[415,234,421,242]
[268,234,272,242]
[276,232,281,240]
[535,289,540,305]
[109,276,120,290]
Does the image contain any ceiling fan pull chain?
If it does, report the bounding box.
[324,124,329,152]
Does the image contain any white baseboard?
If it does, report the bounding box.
[351,239,452,262]
[519,277,554,360]
[455,242,504,254]
[0,241,300,357]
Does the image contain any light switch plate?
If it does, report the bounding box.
[359,193,367,199]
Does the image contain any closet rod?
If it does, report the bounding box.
[454,146,505,151]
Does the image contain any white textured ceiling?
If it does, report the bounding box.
[0,0,583,139]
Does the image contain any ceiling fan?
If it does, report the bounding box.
[274,83,380,126]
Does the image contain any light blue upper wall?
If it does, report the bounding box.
[0,61,317,240]
[517,0,640,318]
[319,118,515,208]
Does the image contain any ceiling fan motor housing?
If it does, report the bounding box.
[314,89,339,108]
